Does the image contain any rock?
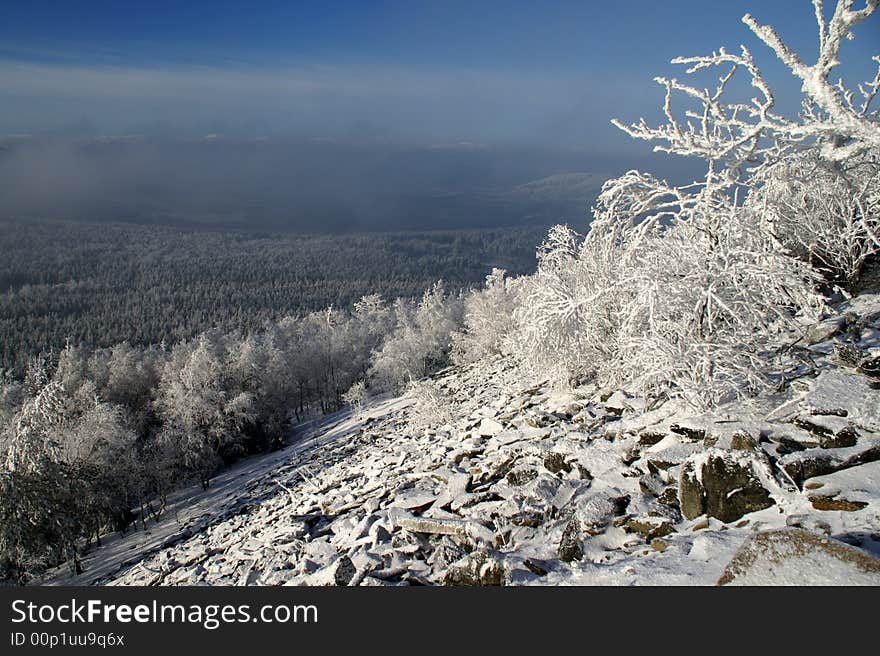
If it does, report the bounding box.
[507,469,539,486]
[800,460,879,514]
[821,425,859,449]
[574,491,630,535]
[444,550,505,586]
[605,390,637,415]
[557,518,583,562]
[442,471,472,498]
[650,539,669,552]
[803,317,844,345]
[834,343,867,367]
[785,515,831,535]
[793,415,859,449]
[348,546,383,578]
[645,441,703,475]
[510,510,544,527]
[647,459,677,476]
[637,429,667,447]
[857,355,880,379]
[808,496,869,511]
[523,558,550,576]
[369,522,393,546]
[397,512,495,547]
[476,418,504,437]
[657,487,680,509]
[388,490,437,513]
[718,529,880,585]
[639,474,666,498]
[544,452,572,475]
[779,440,880,485]
[679,450,775,523]
[395,514,468,537]
[690,518,710,531]
[623,517,675,541]
[552,479,590,509]
[730,432,759,451]
[803,370,880,431]
[488,455,518,481]
[427,541,467,571]
[669,422,707,442]
[311,555,357,586]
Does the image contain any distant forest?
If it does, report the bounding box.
[0,217,548,374]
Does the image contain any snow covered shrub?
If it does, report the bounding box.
[514,223,621,385]
[592,174,822,406]
[613,1,880,168]
[452,268,522,364]
[342,380,367,417]
[747,149,880,292]
[405,378,456,431]
[0,358,143,578]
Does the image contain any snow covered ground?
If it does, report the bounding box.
[45,299,880,586]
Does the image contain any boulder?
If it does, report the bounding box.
[802,317,844,346]
[793,415,859,449]
[574,490,630,535]
[310,555,357,586]
[544,452,573,476]
[779,440,880,486]
[718,529,880,585]
[623,517,675,542]
[557,518,583,562]
[444,549,505,586]
[679,450,775,523]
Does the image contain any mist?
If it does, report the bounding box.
[0,135,702,232]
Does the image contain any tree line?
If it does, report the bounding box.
[0,220,545,374]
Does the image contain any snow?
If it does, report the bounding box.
[42,299,880,587]
[804,460,880,505]
[804,369,880,431]
[719,529,880,586]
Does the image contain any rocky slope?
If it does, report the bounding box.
[48,297,880,586]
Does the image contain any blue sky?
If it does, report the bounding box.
[0,1,877,147]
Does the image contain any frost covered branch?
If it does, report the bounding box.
[613,1,879,169]
[743,0,880,159]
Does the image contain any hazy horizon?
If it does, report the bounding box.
[0,1,876,231]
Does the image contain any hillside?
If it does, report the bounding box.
[10,1,879,588]
[46,295,880,586]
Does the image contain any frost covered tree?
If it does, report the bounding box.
[0,369,22,434]
[155,334,253,488]
[0,358,138,577]
[453,269,523,364]
[612,0,879,170]
[514,223,622,385]
[369,282,464,391]
[516,0,877,406]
